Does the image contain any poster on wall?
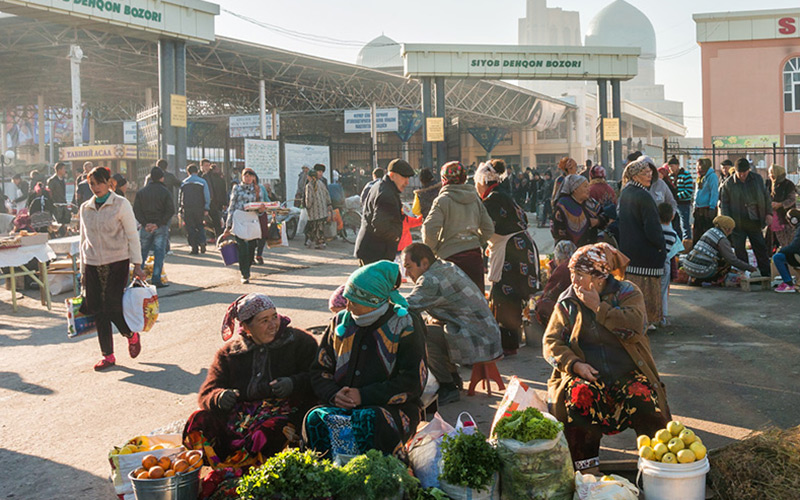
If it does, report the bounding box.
[285,143,331,204]
[229,114,280,138]
[244,139,280,180]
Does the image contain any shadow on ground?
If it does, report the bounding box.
[0,448,115,499]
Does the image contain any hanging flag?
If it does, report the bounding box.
[468,127,508,154]
[395,110,424,142]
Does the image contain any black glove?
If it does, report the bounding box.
[270,377,294,398]
[217,389,239,411]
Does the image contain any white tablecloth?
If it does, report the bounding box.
[48,235,81,256]
[0,243,57,268]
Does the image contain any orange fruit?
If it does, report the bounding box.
[136,470,150,480]
[157,456,171,470]
[172,459,189,473]
[141,454,158,470]
[133,467,146,476]
[176,451,187,461]
[163,469,175,477]
[187,451,202,466]
[148,466,165,479]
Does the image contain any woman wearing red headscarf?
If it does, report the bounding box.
[422,161,494,291]
[551,157,578,209]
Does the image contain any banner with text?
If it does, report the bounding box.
[244,139,280,180]
[285,144,331,203]
[229,114,280,138]
[344,108,399,133]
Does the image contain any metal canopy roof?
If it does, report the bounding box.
[0,16,574,127]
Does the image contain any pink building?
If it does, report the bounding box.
[694,9,800,152]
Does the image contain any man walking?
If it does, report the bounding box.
[360,167,384,205]
[47,162,70,233]
[402,243,503,405]
[720,158,772,276]
[355,158,415,265]
[668,156,694,240]
[179,164,210,254]
[133,167,174,287]
[73,161,94,206]
[201,162,227,239]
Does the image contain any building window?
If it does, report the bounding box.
[783,57,800,112]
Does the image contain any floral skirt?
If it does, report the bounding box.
[625,274,662,324]
[564,371,661,435]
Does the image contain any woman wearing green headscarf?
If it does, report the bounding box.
[304,261,427,459]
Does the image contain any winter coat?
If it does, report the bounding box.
[47,174,67,204]
[649,178,678,213]
[681,227,755,278]
[618,182,666,276]
[720,172,772,226]
[356,176,403,264]
[198,323,318,414]
[202,171,228,210]
[422,183,494,260]
[225,182,260,229]
[694,170,719,209]
[133,180,175,227]
[304,178,332,221]
[180,174,210,215]
[79,191,143,271]
[671,168,694,204]
[412,182,442,219]
[543,277,670,423]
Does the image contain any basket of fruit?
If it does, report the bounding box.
[636,420,709,500]
[128,449,203,500]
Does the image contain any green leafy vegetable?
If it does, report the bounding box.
[338,449,420,499]
[236,448,342,499]
[493,407,563,442]
[439,430,501,490]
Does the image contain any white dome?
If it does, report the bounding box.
[356,35,402,69]
[585,0,656,59]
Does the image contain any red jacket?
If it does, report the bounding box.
[398,215,423,252]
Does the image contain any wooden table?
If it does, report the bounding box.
[47,235,81,296]
[0,243,55,311]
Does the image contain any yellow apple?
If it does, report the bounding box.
[653,442,669,460]
[667,421,685,436]
[661,452,677,464]
[655,429,673,444]
[668,437,685,454]
[689,442,707,460]
[637,435,651,449]
[639,445,656,461]
[679,429,696,445]
[677,449,696,463]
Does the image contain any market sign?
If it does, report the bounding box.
[603,118,620,142]
[426,117,444,142]
[402,44,640,80]
[229,114,280,138]
[712,135,780,148]
[59,144,138,161]
[0,0,219,42]
[344,108,399,133]
[170,94,187,128]
[694,9,800,42]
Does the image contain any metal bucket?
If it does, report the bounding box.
[129,471,178,500]
[176,467,201,499]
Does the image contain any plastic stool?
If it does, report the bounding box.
[467,360,505,396]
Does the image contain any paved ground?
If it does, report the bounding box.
[1,228,799,499]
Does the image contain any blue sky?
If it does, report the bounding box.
[215,0,800,138]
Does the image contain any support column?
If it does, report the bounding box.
[259,79,267,140]
[270,109,278,141]
[37,95,45,164]
[421,77,433,169]
[597,79,608,174]
[434,77,447,165]
[68,45,84,147]
[174,40,187,178]
[158,39,176,168]
[611,79,622,180]
[370,102,378,169]
[145,88,153,109]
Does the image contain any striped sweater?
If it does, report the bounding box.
[672,168,694,204]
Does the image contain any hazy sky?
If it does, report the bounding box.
[215,0,800,138]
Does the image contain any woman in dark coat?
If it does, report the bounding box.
[475,159,540,355]
[184,293,318,471]
[304,261,427,459]
[551,174,600,247]
[618,160,666,327]
[766,164,797,250]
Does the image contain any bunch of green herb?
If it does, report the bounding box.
[493,407,563,442]
[338,449,420,499]
[439,430,501,490]
[412,487,449,500]
[236,448,342,500]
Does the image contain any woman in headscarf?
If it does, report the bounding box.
[222,168,263,284]
[618,159,666,328]
[183,293,318,471]
[304,261,427,458]
[543,243,670,475]
[304,164,333,250]
[475,159,540,356]
[534,240,578,327]
[587,165,616,207]
[422,161,494,291]
[765,164,797,250]
[681,215,756,285]
[551,157,578,209]
[551,174,600,247]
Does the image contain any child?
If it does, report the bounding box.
[328,284,347,315]
[772,208,800,293]
[658,203,684,326]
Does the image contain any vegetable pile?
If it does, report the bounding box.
[439,431,501,490]
[493,407,563,442]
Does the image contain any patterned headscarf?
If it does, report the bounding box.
[569,243,630,280]
[474,161,502,185]
[623,160,651,181]
[713,215,735,233]
[328,284,347,311]
[440,161,467,185]
[221,293,276,341]
[558,157,578,173]
[559,174,588,196]
[553,240,578,264]
[343,260,408,309]
[590,165,606,179]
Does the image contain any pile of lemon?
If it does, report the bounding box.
[111,436,169,455]
[638,420,707,464]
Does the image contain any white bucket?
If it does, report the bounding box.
[637,456,709,500]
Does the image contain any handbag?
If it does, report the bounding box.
[122,278,159,332]
[66,296,96,338]
[232,209,262,241]
[266,215,283,248]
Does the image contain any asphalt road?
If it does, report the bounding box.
[1,231,798,499]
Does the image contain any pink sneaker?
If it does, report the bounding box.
[128,332,141,358]
[94,354,116,371]
[775,283,796,293]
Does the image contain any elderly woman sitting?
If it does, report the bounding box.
[304,261,427,459]
[534,240,578,327]
[552,174,600,247]
[543,243,670,474]
[183,293,319,470]
[681,215,757,285]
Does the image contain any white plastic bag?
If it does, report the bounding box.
[490,376,548,437]
[455,412,477,436]
[298,208,309,234]
[232,209,262,241]
[109,434,183,500]
[440,472,500,500]
[406,412,455,489]
[122,278,159,332]
[573,472,638,500]
[421,369,439,408]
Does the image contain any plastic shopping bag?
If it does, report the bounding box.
[573,472,638,500]
[298,208,309,234]
[406,412,455,488]
[440,472,500,500]
[333,208,344,231]
[109,434,183,500]
[66,295,96,338]
[455,412,477,436]
[496,413,575,500]
[490,376,548,436]
[122,278,159,332]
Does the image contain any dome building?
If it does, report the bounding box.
[356,35,402,72]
